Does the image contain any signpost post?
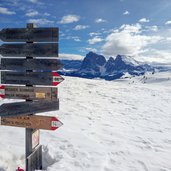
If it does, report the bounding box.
[0,23,63,171]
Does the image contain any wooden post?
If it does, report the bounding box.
[25,23,42,171]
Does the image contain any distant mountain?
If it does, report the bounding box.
[60,52,154,80]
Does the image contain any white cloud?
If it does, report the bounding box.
[138,49,171,63]
[85,48,97,52]
[44,12,50,16]
[0,7,16,15]
[74,25,89,30]
[59,15,80,24]
[89,32,101,37]
[65,36,81,42]
[26,10,39,17]
[88,36,103,44]
[102,23,162,57]
[29,0,38,3]
[95,18,107,23]
[120,23,142,33]
[139,18,150,23]
[59,53,84,60]
[166,37,171,41]
[123,10,130,15]
[145,25,158,32]
[73,37,81,42]
[27,18,54,25]
[165,20,171,25]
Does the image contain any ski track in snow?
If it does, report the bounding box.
[0,73,171,171]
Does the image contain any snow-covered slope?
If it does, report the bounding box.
[0,72,171,171]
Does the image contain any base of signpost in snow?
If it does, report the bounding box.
[27,145,42,170]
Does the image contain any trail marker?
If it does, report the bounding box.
[0,85,58,101]
[0,115,63,130]
[1,71,64,86]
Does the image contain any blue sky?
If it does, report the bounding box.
[0,0,171,63]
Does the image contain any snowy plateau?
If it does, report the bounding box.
[0,71,171,171]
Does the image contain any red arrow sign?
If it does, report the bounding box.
[51,117,63,130]
[1,71,64,86]
[52,72,64,86]
[0,115,63,130]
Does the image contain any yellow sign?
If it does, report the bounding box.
[35,92,45,99]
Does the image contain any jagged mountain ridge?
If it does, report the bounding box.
[60,52,154,80]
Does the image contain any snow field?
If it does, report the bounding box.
[0,72,171,171]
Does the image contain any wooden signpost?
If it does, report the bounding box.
[0,58,63,71]
[0,115,63,130]
[0,85,58,100]
[1,71,64,86]
[0,23,64,171]
[0,43,58,57]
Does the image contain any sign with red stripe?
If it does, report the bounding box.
[0,85,5,98]
[52,72,65,86]
[0,115,63,130]
[1,72,64,86]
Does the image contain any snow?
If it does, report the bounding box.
[0,72,171,171]
[117,55,139,66]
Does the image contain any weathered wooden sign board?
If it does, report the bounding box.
[1,71,64,86]
[0,115,63,130]
[0,27,58,42]
[0,100,59,117]
[0,43,58,57]
[0,85,58,101]
[0,58,63,71]
[27,145,42,171]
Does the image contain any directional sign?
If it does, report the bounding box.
[0,27,58,42]
[0,100,59,117]
[0,43,58,57]
[1,72,64,86]
[27,145,42,171]
[0,58,63,71]
[0,85,58,101]
[0,115,63,130]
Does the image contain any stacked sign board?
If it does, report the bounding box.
[0,24,64,171]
